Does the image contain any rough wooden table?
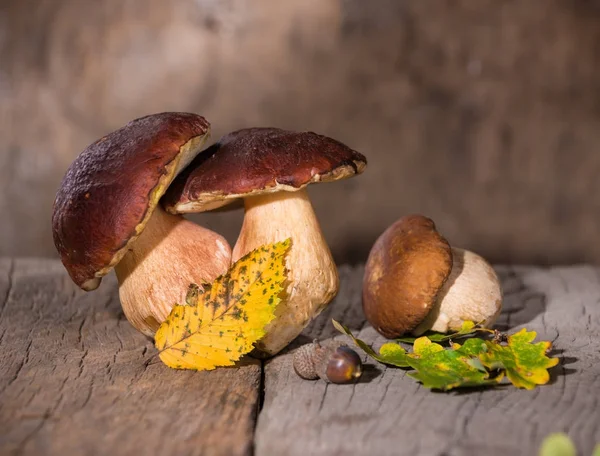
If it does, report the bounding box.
[1,259,599,456]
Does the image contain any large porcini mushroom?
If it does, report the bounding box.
[162,127,367,355]
[362,214,502,338]
[52,112,232,336]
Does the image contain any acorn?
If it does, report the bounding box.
[293,340,363,384]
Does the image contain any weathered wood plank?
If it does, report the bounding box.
[256,265,600,456]
[0,259,260,456]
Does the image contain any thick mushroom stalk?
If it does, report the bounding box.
[412,248,502,335]
[115,206,231,336]
[232,189,339,355]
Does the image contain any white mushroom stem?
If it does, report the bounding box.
[232,189,339,355]
[115,206,231,336]
[413,248,503,335]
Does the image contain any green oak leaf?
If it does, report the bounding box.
[396,320,479,344]
[406,337,503,391]
[332,319,410,367]
[333,320,559,392]
[454,337,488,357]
[479,328,559,390]
[378,343,410,367]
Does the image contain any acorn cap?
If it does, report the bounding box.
[292,343,319,380]
[161,127,367,213]
[52,112,211,291]
[362,215,453,338]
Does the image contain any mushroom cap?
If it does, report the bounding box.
[162,127,367,213]
[362,215,453,338]
[52,112,211,291]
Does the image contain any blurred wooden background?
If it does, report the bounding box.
[1,0,599,266]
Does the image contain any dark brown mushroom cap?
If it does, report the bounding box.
[162,127,367,213]
[52,112,211,291]
[362,215,453,338]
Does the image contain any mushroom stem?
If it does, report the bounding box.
[115,206,231,336]
[232,189,339,355]
[412,247,502,335]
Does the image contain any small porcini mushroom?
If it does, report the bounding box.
[52,112,232,336]
[362,214,502,338]
[162,127,367,355]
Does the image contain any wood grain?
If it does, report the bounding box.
[256,265,600,456]
[0,259,260,456]
[2,259,599,455]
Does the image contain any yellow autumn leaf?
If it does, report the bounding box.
[154,238,291,371]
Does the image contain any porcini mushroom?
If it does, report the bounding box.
[162,127,367,355]
[52,112,232,336]
[362,214,502,338]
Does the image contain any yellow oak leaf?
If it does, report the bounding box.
[154,238,291,371]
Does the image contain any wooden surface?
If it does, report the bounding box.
[257,265,600,456]
[1,259,599,455]
[0,259,260,456]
